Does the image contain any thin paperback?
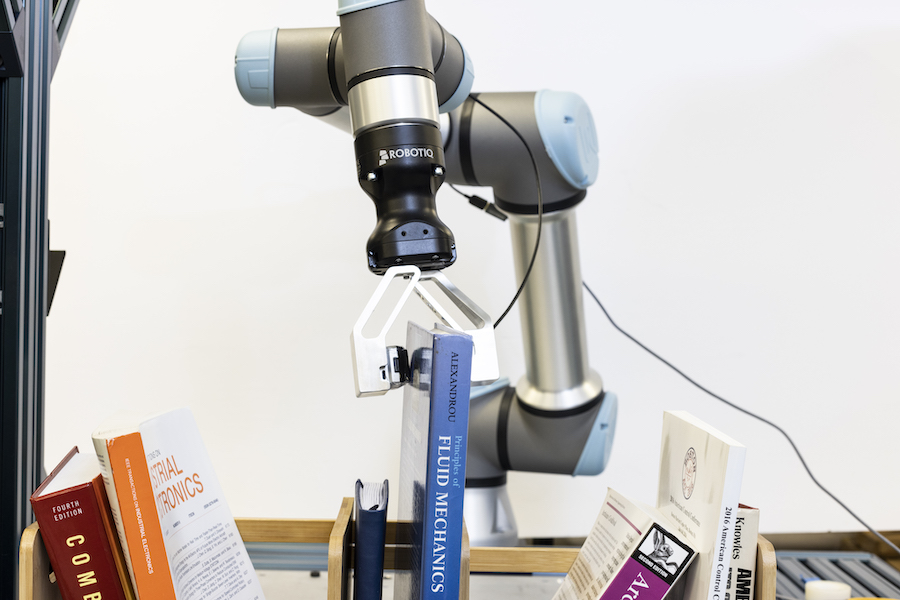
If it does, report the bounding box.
[656,411,746,600]
[553,487,696,600]
[93,407,265,600]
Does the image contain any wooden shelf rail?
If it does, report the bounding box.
[21,500,777,600]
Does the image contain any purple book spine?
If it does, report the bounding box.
[604,524,695,600]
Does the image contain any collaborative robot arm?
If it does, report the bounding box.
[442,92,618,544]
[234,0,490,396]
[234,0,617,545]
[234,0,474,274]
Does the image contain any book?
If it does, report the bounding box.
[93,413,174,599]
[656,411,746,600]
[92,407,266,600]
[354,479,389,600]
[552,487,696,600]
[725,505,759,600]
[30,447,134,600]
[394,322,474,600]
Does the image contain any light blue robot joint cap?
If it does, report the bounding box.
[534,90,600,189]
[439,44,475,114]
[234,28,278,108]
[572,391,618,476]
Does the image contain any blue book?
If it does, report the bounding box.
[394,323,473,600]
[354,479,389,600]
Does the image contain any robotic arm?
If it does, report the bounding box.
[234,0,617,545]
[443,92,617,544]
[235,0,490,396]
[235,0,473,275]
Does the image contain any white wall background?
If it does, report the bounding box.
[45,0,900,538]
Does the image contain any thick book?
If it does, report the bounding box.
[354,479,389,600]
[656,411,746,600]
[394,323,473,600]
[553,487,696,600]
[30,447,133,600]
[92,407,266,600]
[725,505,759,600]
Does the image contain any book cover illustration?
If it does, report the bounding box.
[656,411,746,600]
[394,322,473,600]
[618,524,695,598]
[553,487,695,600]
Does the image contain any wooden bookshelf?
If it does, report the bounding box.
[19,523,62,600]
[20,499,778,600]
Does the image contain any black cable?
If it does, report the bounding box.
[582,280,900,558]
[460,95,543,330]
[448,183,468,197]
[457,98,899,559]
[456,97,897,557]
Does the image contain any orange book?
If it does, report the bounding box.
[92,408,266,600]
[93,416,176,600]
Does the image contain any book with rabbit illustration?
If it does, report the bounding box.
[552,487,695,600]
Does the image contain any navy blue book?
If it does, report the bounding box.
[394,323,473,600]
[354,479,388,600]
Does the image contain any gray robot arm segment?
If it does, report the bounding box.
[234,14,473,116]
[443,92,616,545]
[443,91,607,411]
[235,0,478,275]
[443,91,598,212]
[465,382,617,546]
[468,385,617,481]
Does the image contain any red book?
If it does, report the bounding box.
[30,447,133,600]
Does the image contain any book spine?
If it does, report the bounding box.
[354,508,388,600]
[91,475,137,600]
[726,507,759,600]
[95,432,177,600]
[707,448,746,600]
[94,436,138,590]
[31,483,127,600]
[604,558,671,600]
[420,331,473,600]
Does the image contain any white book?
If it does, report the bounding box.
[93,408,265,600]
[726,505,760,600]
[656,411,746,600]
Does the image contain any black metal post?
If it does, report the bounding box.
[1,0,77,594]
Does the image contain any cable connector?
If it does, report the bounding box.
[467,194,508,221]
[448,183,509,221]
